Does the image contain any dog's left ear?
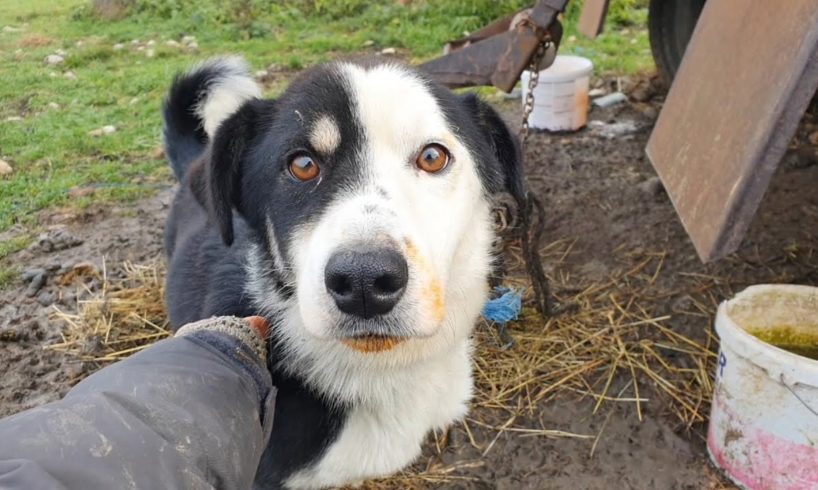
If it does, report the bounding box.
[458,93,526,204]
[460,93,551,315]
[189,98,275,245]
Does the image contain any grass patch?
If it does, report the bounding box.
[0,0,652,232]
[0,265,17,289]
[0,234,32,260]
[0,234,31,290]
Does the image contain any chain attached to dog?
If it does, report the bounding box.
[491,36,553,325]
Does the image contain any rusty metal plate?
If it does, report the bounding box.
[645,0,818,262]
[578,0,610,38]
[420,0,567,92]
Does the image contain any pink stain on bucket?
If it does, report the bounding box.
[709,390,818,490]
[708,285,818,490]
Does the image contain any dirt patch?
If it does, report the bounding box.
[0,189,171,416]
[1,83,817,488]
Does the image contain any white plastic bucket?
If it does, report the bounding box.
[709,284,818,489]
[520,55,593,132]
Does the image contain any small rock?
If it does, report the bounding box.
[146,39,156,47]
[187,41,198,50]
[638,176,664,197]
[88,125,117,136]
[54,48,67,56]
[48,102,60,110]
[67,186,96,198]
[44,54,64,65]
[592,92,627,108]
[363,40,375,47]
[129,97,139,105]
[36,291,55,307]
[181,35,195,44]
[26,272,46,296]
[0,159,12,175]
[588,120,639,139]
[588,88,607,98]
[4,116,23,122]
[136,45,145,51]
[63,70,77,80]
[2,26,23,33]
[165,39,180,47]
[21,268,46,281]
[380,47,396,55]
[113,43,124,50]
[34,228,83,253]
[130,39,140,45]
[75,40,84,47]
[145,48,155,58]
[255,69,268,79]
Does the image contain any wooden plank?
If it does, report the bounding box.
[578,0,610,39]
[646,0,818,262]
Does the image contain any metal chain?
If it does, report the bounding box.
[517,36,554,318]
[520,38,552,147]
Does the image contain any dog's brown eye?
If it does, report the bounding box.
[289,154,320,181]
[415,143,450,173]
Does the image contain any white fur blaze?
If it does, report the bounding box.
[194,56,261,138]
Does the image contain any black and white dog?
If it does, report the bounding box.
[162,56,526,489]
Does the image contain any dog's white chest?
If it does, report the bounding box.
[284,343,473,489]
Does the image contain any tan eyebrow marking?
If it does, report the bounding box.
[309,115,341,154]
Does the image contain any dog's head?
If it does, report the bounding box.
[190,58,524,366]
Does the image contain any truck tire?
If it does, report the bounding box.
[648,0,706,85]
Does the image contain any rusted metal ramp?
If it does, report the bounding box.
[646,0,818,261]
[419,0,568,92]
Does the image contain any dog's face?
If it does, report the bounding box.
[195,61,524,366]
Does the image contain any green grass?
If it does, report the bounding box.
[0,0,652,234]
[0,265,16,289]
[0,234,32,260]
[0,234,29,290]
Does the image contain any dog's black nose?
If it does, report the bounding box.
[324,248,408,319]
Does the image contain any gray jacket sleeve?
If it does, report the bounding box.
[0,317,276,490]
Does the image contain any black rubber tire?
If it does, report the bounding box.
[648,0,706,85]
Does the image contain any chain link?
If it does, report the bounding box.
[520,38,551,148]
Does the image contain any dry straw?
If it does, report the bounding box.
[48,245,718,487]
[48,259,170,362]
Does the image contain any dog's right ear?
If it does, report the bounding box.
[189,98,275,246]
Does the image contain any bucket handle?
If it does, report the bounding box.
[781,373,818,418]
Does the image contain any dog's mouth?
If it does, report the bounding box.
[341,334,406,353]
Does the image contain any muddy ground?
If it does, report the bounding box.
[2,80,817,489]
